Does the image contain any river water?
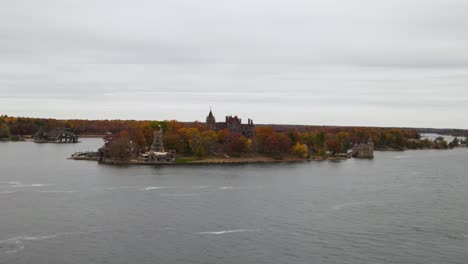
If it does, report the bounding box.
[0,139,467,264]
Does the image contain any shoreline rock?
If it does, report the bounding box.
[94,155,351,166]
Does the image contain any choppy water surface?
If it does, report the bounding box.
[1,139,467,264]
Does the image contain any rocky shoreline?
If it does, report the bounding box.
[89,155,350,166]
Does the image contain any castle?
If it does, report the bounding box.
[206,109,255,138]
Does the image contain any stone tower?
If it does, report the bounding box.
[206,109,216,130]
[151,127,165,152]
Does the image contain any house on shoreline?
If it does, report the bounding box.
[33,127,78,143]
[351,138,374,158]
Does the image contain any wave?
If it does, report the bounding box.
[36,190,77,193]
[218,186,263,190]
[198,229,257,235]
[0,190,76,194]
[218,186,235,190]
[103,186,138,190]
[393,155,413,159]
[141,186,171,191]
[0,191,18,194]
[331,201,386,211]
[159,193,200,197]
[0,232,80,254]
[5,182,54,188]
[193,186,209,189]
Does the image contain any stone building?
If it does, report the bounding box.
[33,127,78,143]
[139,127,176,163]
[351,137,374,158]
[151,128,165,152]
[206,109,255,138]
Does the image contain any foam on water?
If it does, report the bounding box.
[4,182,54,188]
[193,186,209,189]
[218,186,234,190]
[218,186,263,190]
[159,193,200,197]
[141,186,171,191]
[0,232,81,254]
[104,186,138,190]
[36,190,77,193]
[198,229,257,235]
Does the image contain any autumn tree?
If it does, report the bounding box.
[150,121,168,132]
[166,120,184,132]
[292,142,308,158]
[254,126,276,153]
[301,132,315,153]
[325,136,340,154]
[216,129,231,144]
[315,131,326,149]
[0,123,10,139]
[254,126,292,154]
[163,133,185,153]
[107,132,133,161]
[336,131,350,153]
[195,144,205,159]
[128,125,147,154]
[287,129,301,143]
[225,133,248,155]
[200,130,218,154]
[179,127,201,154]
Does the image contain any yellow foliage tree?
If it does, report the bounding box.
[292,142,308,158]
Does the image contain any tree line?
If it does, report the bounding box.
[99,121,427,161]
[2,115,464,160]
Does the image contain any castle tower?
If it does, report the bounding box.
[206,109,216,130]
[151,127,165,152]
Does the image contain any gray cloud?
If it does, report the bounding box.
[2,0,468,65]
[0,0,468,128]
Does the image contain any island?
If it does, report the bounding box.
[1,111,467,165]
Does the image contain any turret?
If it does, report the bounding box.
[206,109,216,130]
[206,109,215,123]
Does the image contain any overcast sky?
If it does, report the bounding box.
[1,0,468,128]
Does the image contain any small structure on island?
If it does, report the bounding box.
[139,127,176,163]
[33,127,78,143]
[70,151,101,161]
[351,137,374,158]
[206,109,255,138]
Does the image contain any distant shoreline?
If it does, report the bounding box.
[0,134,104,142]
[78,134,105,138]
